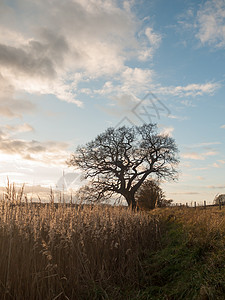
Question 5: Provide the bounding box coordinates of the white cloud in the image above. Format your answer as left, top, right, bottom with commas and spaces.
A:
168, 114, 188, 121
94, 67, 154, 96
145, 27, 162, 47
0, 126, 69, 166
0, 28, 83, 106
0, 0, 141, 108
99, 93, 138, 120
221, 124, 225, 128
138, 49, 154, 61
0, 153, 69, 188
157, 82, 220, 97
1, 0, 218, 114
0, 26, 27, 48
5, 123, 34, 134
160, 126, 174, 137
180, 100, 196, 107
121, 67, 154, 92
100, 90, 171, 125
0, 74, 36, 118
196, 0, 225, 48
0, 41, 57, 78
94, 81, 114, 95
138, 27, 162, 61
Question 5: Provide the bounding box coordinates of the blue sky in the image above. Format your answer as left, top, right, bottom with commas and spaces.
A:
0, 0, 224, 204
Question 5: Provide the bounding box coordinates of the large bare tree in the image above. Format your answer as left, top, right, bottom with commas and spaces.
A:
68, 124, 179, 208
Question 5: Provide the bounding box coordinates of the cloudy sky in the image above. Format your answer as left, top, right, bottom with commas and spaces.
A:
0, 0, 225, 204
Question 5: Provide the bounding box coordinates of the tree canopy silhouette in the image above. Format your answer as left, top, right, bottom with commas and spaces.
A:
68, 124, 179, 208
136, 179, 164, 210
136, 179, 173, 210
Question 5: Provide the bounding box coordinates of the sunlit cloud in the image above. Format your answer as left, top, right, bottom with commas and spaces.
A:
207, 185, 225, 189
5, 123, 34, 134
0, 0, 140, 108
0, 0, 224, 206
0, 74, 36, 118
157, 82, 220, 97
204, 151, 218, 156
181, 152, 205, 160
168, 114, 188, 121
197, 176, 205, 181
212, 162, 220, 168
218, 159, 225, 164
190, 167, 209, 171
121, 67, 154, 93
181, 150, 218, 160
188, 141, 221, 148
170, 191, 200, 195
160, 126, 174, 137
0, 126, 69, 166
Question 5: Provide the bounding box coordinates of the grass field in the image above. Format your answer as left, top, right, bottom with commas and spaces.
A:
0, 186, 224, 299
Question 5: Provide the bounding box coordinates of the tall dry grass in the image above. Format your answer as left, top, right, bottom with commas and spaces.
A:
0, 184, 224, 299
0, 184, 160, 299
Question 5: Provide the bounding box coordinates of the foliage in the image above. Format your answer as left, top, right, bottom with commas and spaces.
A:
136, 179, 173, 210
157, 197, 173, 208
68, 124, 179, 208
136, 179, 163, 210
75, 183, 104, 203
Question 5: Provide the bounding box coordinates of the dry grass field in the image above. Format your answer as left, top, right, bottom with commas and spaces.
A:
0, 185, 224, 299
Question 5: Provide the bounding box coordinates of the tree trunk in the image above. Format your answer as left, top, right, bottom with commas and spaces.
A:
124, 192, 136, 210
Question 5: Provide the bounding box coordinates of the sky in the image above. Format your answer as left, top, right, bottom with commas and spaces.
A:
0, 0, 225, 204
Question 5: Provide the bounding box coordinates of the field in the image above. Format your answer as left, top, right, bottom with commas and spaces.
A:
0, 187, 224, 299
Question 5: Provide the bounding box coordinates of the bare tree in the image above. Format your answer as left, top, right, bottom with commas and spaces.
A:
75, 183, 109, 204
68, 124, 179, 209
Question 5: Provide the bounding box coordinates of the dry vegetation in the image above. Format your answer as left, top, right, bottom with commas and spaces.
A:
0, 184, 159, 300
0, 184, 224, 299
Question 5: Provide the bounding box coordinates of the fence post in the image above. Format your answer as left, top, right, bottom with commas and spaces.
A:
194, 202, 196, 209
204, 201, 206, 209
219, 199, 222, 210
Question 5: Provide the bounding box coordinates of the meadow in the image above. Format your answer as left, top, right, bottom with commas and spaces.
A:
0, 185, 224, 299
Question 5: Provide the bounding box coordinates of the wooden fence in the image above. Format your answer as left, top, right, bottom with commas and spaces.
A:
172, 200, 224, 210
